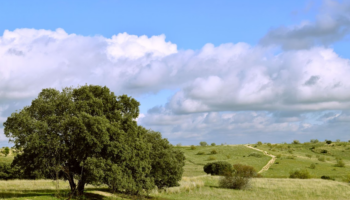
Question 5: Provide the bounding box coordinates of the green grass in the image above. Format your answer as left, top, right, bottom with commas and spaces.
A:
176, 145, 271, 177
253, 142, 350, 180
152, 176, 350, 200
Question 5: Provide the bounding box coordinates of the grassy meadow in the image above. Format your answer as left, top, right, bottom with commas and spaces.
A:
0, 144, 349, 199
251, 141, 350, 180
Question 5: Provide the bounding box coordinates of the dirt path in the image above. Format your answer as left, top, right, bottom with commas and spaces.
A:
245, 144, 276, 174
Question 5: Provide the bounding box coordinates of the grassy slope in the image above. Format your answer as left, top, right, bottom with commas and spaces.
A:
253, 142, 350, 179
176, 145, 271, 177
154, 176, 350, 200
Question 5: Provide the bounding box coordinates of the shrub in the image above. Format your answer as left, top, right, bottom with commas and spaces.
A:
203, 161, 233, 175
320, 149, 328, 153
287, 155, 296, 159
321, 175, 332, 180
256, 141, 262, 145
335, 158, 345, 167
190, 145, 196, 150
219, 164, 257, 190
211, 150, 218, 154
210, 143, 216, 146
288, 150, 293, 154
176, 143, 182, 147
310, 163, 316, 169
199, 141, 208, 147
310, 139, 319, 143
276, 154, 281, 158
336, 139, 341, 143
305, 154, 312, 159
318, 156, 325, 162
289, 169, 311, 179
325, 140, 332, 144
267, 143, 272, 147
248, 152, 262, 158
233, 164, 257, 178
196, 151, 205, 155
219, 172, 250, 190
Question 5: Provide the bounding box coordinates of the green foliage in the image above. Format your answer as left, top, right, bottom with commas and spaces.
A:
321, 175, 333, 180
197, 151, 205, 155
143, 130, 185, 189
3, 85, 183, 195
0, 163, 23, 180
210, 149, 218, 154
276, 154, 281, 158
310, 139, 319, 143
211, 143, 216, 146
256, 141, 262, 145
200, 141, 208, 147
325, 140, 332, 144
203, 161, 233, 175
289, 169, 311, 179
3, 147, 9, 157
190, 145, 196, 150
176, 143, 182, 147
320, 149, 328, 153
292, 140, 300, 144
305, 154, 312, 159
219, 164, 257, 190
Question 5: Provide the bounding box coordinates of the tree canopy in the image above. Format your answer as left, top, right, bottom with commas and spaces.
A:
4, 85, 184, 196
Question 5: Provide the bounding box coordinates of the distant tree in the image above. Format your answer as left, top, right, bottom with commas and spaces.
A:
3, 147, 9, 157
211, 143, 216, 146
292, 140, 300, 144
4, 85, 181, 196
325, 140, 332, 144
200, 141, 208, 147
256, 141, 262, 145
310, 139, 319, 143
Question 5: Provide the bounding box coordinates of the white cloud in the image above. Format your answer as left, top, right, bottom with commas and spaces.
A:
1, 27, 350, 144
260, 0, 350, 49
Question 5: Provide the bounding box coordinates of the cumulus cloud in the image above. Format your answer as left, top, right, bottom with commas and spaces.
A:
260, 0, 350, 49
1, 27, 350, 144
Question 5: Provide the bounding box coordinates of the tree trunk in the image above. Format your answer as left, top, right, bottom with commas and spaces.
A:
77, 177, 86, 195
68, 173, 76, 192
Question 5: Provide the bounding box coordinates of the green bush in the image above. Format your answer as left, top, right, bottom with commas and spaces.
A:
203, 161, 233, 175
343, 174, 350, 183
200, 141, 208, 147
325, 140, 332, 144
190, 145, 196, 150
320, 149, 328, 153
219, 164, 258, 190
276, 154, 281, 158
305, 154, 312, 159
196, 151, 205, 155
176, 143, 182, 147
321, 175, 333, 180
219, 172, 250, 190
292, 140, 300, 144
211, 149, 218, 154
310, 139, 319, 143
211, 143, 216, 146
289, 169, 311, 179
256, 141, 262, 145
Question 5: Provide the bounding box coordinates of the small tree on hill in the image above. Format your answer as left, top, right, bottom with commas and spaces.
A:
200, 141, 208, 147
3, 147, 9, 157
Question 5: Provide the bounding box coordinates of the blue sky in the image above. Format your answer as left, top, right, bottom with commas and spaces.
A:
1, 0, 350, 146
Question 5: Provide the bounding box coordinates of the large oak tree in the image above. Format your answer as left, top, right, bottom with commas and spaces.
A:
4, 85, 184, 196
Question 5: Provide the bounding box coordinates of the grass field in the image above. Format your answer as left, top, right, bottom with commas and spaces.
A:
0, 144, 349, 199
176, 145, 271, 177
250, 142, 350, 180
